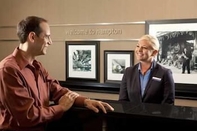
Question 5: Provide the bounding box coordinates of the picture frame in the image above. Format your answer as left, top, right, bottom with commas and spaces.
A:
145, 19, 197, 85
104, 50, 134, 83
65, 41, 100, 82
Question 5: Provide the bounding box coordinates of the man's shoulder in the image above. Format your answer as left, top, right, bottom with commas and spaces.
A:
0, 55, 18, 69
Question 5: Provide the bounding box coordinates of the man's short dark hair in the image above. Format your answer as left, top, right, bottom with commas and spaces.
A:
17, 16, 48, 43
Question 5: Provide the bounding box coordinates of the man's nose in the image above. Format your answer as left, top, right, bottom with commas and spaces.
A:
48, 37, 52, 45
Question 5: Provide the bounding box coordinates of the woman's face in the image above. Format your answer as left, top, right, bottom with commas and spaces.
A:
135, 39, 156, 62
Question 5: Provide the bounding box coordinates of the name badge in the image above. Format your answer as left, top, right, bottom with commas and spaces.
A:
152, 77, 161, 81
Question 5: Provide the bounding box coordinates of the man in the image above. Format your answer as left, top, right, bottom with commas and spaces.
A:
182, 45, 193, 74
0, 16, 114, 131
119, 34, 175, 104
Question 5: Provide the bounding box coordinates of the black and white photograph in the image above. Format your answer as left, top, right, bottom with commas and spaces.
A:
66, 41, 100, 82
104, 50, 134, 83
146, 19, 197, 84
72, 50, 92, 72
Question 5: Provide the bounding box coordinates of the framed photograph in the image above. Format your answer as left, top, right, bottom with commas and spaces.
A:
145, 19, 197, 85
65, 41, 100, 82
104, 50, 134, 83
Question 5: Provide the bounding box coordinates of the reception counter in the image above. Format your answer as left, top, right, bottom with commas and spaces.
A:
47, 99, 197, 131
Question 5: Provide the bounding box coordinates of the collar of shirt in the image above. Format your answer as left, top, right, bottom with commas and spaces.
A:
12, 47, 38, 70
138, 61, 154, 72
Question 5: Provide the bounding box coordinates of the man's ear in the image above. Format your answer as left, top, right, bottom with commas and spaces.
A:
28, 32, 35, 42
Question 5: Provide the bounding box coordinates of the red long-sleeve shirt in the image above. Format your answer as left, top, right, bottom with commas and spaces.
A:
0, 47, 86, 131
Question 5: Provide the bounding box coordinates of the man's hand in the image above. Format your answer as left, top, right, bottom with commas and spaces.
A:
58, 91, 79, 111
84, 99, 114, 114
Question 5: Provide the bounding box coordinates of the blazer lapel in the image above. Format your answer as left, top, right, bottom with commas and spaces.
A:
142, 61, 158, 99
134, 64, 143, 102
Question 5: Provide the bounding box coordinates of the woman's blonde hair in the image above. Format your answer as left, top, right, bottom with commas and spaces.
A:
139, 34, 160, 51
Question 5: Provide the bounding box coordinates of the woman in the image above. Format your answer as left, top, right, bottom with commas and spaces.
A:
119, 34, 175, 104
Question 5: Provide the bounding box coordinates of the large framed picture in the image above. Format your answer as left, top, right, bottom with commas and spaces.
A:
65, 41, 100, 82
145, 19, 197, 85
104, 50, 134, 83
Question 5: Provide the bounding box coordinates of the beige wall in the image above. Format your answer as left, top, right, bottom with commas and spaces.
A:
1, 0, 197, 106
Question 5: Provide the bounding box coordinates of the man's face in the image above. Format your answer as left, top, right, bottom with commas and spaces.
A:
33, 22, 52, 56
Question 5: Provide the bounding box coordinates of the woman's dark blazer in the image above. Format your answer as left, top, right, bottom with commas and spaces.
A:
119, 61, 175, 105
